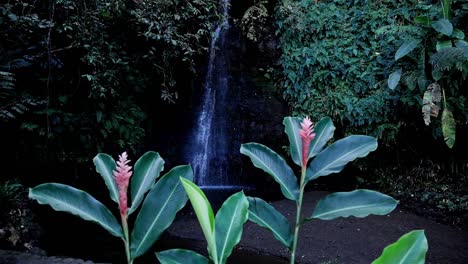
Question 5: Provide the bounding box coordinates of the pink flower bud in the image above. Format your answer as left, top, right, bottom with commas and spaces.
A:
299, 117, 316, 167
114, 152, 132, 217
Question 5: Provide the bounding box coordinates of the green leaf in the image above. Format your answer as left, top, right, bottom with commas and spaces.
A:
432, 68, 442, 81
436, 40, 452, 51
372, 230, 428, 264
93, 154, 119, 204
247, 197, 292, 248
414, 16, 431, 26
442, 109, 456, 148
310, 190, 398, 220
29, 183, 123, 238
240, 143, 299, 201
432, 19, 453, 36
308, 117, 335, 159
454, 40, 467, 48
388, 69, 402, 90
156, 249, 210, 264
451, 29, 465, 40
180, 178, 216, 260
130, 166, 192, 258
283, 116, 303, 166
441, 0, 451, 19
306, 136, 378, 181
129, 151, 165, 215
215, 192, 249, 264
395, 40, 419, 61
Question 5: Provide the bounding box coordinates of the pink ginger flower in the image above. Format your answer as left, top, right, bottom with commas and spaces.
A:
299, 117, 316, 167
114, 152, 132, 217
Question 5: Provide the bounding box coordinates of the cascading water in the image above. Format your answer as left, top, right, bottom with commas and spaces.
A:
189, 0, 235, 189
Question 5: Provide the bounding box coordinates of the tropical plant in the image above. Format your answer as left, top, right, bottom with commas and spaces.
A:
28, 151, 193, 264
241, 116, 428, 263
373, 230, 428, 264
156, 179, 249, 264
387, 0, 467, 148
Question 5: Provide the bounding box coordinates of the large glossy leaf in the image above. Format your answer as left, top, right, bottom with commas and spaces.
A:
180, 178, 216, 260
283, 116, 303, 166
215, 192, 249, 264
93, 153, 119, 204
372, 230, 428, 264
442, 109, 456, 148
310, 190, 398, 220
308, 117, 335, 159
247, 197, 292, 248
29, 183, 122, 238
395, 40, 419, 61
306, 136, 378, 181
388, 69, 402, 90
156, 249, 210, 264
130, 165, 192, 258
432, 19, 453, 36
129, 151, 165, 215
241, 143, 299, 201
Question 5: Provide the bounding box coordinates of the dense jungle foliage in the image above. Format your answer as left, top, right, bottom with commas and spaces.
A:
1, 0, 219, 165
276, 0, 467, 145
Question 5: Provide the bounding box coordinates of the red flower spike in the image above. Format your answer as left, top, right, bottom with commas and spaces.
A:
299, 117, 316, 167
114, 152, 132, 217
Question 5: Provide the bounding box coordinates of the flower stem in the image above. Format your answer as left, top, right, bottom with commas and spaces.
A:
122, 216, 132, 264
290, 167, 307, 264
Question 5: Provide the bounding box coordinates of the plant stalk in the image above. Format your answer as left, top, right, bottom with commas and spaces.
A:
122, 215, 133, 264
290, 167, 307, 264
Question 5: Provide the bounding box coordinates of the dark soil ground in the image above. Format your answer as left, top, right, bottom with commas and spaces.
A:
165, 191, 468, 264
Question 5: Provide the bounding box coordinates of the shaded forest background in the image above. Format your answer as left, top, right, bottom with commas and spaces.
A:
0, 0, 467, 251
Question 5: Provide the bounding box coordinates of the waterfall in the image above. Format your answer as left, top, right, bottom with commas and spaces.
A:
190, 0, 235, 189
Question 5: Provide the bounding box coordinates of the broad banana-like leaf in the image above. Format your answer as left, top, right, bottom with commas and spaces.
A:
180, 178, 216, 260
395, 40, 419, 61
130, 165, 192, 258
372, 230, 428, 264
442, 109, 456, 148
283, 116, 303, 166
308, 117, 335, 159
247, 197, 292, 248
388, 69, 402, 90
432, 19, 453, 36
215, 192, 249, 264
29, 183, 122, 238
129, 151, 165, 215
310, 190, 398, 220
241, 143, 299, 201
156, 249, 210, 264
306, 136, 377, 181
93, 153, 119, 204
422, 83, 441, 125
